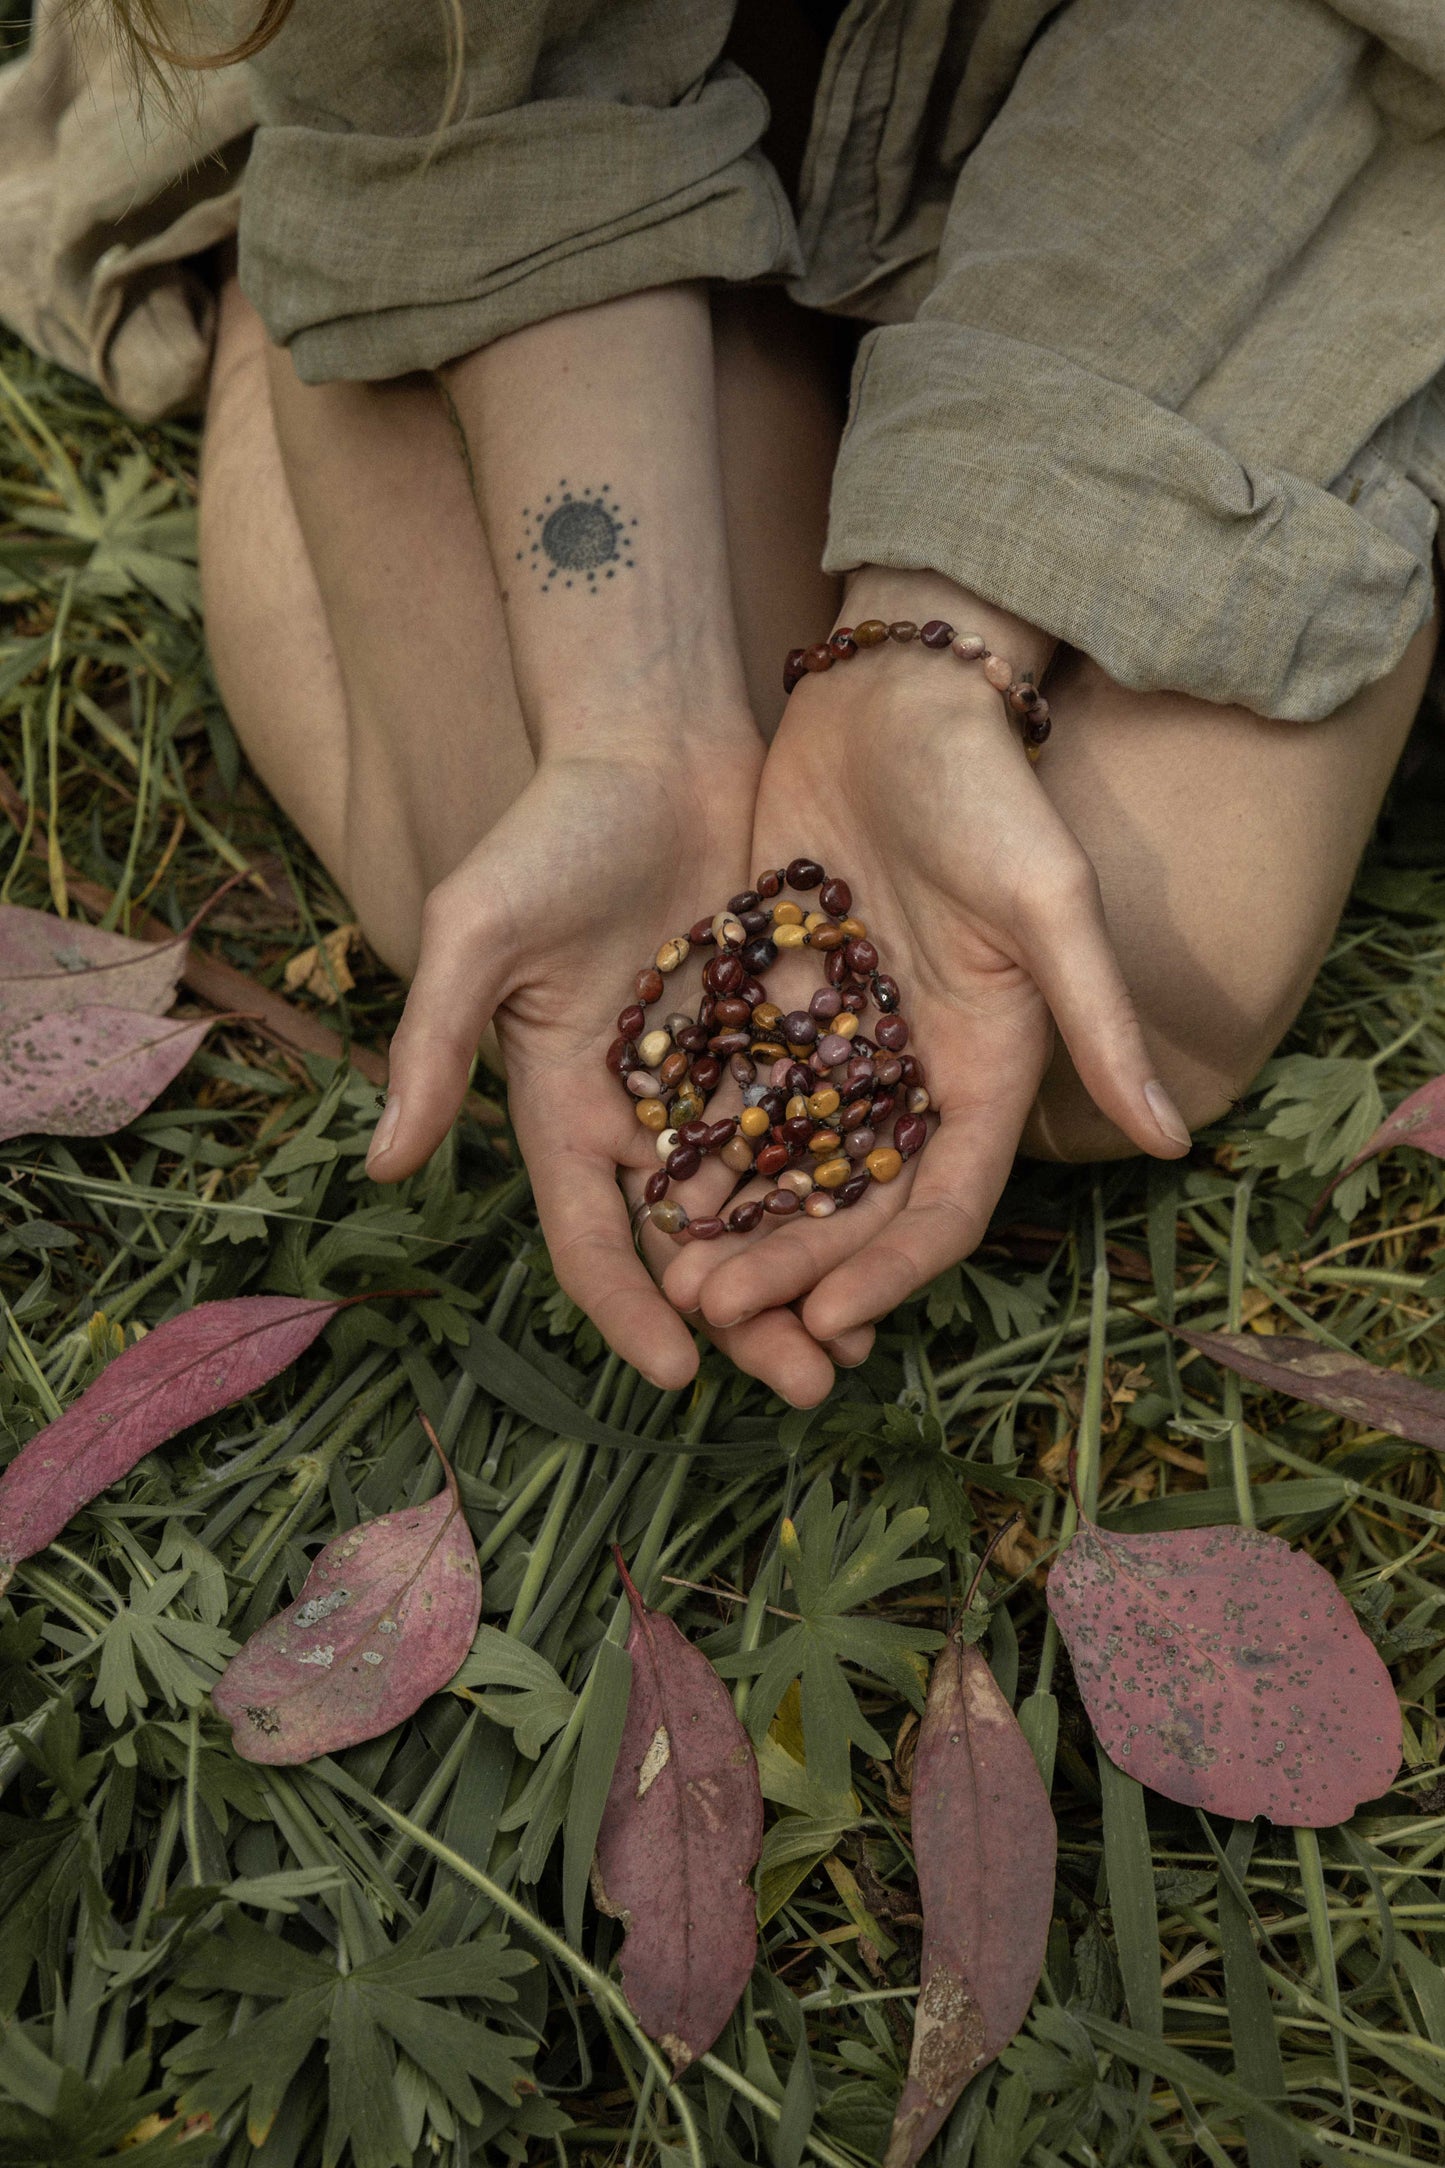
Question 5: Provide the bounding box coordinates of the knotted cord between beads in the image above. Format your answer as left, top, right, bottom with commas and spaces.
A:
783, 619, 1052, 760
608, 859, 932, 1241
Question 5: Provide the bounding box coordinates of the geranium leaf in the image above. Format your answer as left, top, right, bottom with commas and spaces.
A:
1311, 1070, 1445, 1220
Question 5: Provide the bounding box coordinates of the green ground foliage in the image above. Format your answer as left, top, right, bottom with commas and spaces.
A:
3, 321, 1445, 2168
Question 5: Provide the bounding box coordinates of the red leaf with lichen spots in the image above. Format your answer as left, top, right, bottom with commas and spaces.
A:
0, 904, 189, 1018
1047, 1515, 1400, 1825
592, 1552, 762, 2071
0, 1004, 215, 1141
0, 1294, 349, 1588
213, 1426, 480, 1763
1312, 1071, 1445, 1221
1167, 1325, 1445, 1452
885, 1635, 1054, 2168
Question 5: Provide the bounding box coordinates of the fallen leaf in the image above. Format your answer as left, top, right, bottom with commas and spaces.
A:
1047, 1512, 1400, 1825
283, 924, 358, 1003
0, 1294, 363, 1586
212, 1421, 481, 1764
592, 1550, 763, 2070
1166, 1326, 1445, 1452
1312, 1071, 1445, 1220
0, 903, 188, 1017
0, 1005, 220, 1143
884, 1634, 1055, 2168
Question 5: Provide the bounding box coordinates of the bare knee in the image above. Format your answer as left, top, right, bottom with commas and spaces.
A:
1021, 1027, 1265, 1165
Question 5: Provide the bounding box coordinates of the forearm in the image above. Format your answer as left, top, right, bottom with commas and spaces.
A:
445, 286, 754, 755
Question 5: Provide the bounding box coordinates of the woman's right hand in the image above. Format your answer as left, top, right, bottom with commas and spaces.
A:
364, 739, 875, 1401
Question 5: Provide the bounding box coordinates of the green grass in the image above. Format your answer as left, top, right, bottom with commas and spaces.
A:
3, 326, 1445, 2168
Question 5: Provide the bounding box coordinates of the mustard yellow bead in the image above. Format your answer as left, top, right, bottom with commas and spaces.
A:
636, 1100, 668, 1133
772, 901, 805, 925
740, 1106, 771, 1139
806, 1088, 840, 1120
774, 923, 807, 949
753, 1003, 783, 1032
866, 1146, 903, 1183
814, 1156, 853, 1189
839, 917, 868, 940
804, 911, 828, 934
833, 1013, 859, 1039
750, 1040, 786, 1063
786, 1095, 809, 1121
809, 1129, 842, 1157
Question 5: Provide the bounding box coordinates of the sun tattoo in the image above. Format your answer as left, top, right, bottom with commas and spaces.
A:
516, 481, 639, 593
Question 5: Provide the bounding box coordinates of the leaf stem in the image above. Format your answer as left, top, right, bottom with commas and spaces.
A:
1225, 1175, 1257, 1531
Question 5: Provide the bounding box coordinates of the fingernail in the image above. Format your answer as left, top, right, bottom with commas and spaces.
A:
1144, 1079, 1191, 1149
367, 1094, 401, 1169
825, 1338, 869, 1370
713, 1310, 756, 1332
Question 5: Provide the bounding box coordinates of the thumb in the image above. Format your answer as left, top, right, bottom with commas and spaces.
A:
367, 878, 512, 1181
1020, 856, 1192, 1159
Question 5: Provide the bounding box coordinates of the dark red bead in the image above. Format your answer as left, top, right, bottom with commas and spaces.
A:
835, 1171, 872, 1207
707, 1119, 738, 1150
802, 644, 833, 674
845, 938, 879, 976
713, 997, 750, 1027
738, 977, 768, 1010
783, 648, 808, 694
875, 1015, 909, 1052
618, 1046, 643, 1076
740, 910, 769, 936
704, 953, 744, 995
741, 937, 777, 976
688, 1216, 726, 1241
785, 857, 825, 890
635, 967, 664, 1005
617, 1003, 645, 1039
786, 1064, 813, 1095
606, 1035, 630, 1075
730, 1200, 766, 1233
678, 1119, 711, 1146
729, 1053, 756, 1088
755, 1141, 790, 1177
839, 1098, 872, 1131
763, 1188, 800, 1217
841, 989, 867, 1014
691, 1055, 724, 1089
783, 1010, 817, 1046
644, 1169, 670, 1205
705, 1035, 747, 1063
757, 868, 784, 898
826, 949, 849, 987
871, 972, 900, 1012
873, 1055, 903, 1087
675, 1024, 708, 1053
894, 1114, 928, 1158
729, 891, 760, 915
667, 1143, 702, 1180
688, 917, 716, 947
899, 1056, 924, 1087
782, 1117, 814, 1148
919, 619, 955, 648
1025, 713, 1052, 747
828, 629, 858, 659
869, 1091, 898, 1124
809, 923, 845, 951
818, 877, 852, 918
756, 1088, 787, 1122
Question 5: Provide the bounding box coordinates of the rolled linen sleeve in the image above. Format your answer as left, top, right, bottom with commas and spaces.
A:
823, 0, 1445, 720
238, 0, 800, 384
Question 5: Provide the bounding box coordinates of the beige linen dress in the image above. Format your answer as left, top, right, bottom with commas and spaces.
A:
3, 0, 1443, 720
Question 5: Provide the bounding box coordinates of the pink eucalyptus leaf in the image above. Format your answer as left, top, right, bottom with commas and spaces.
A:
1312, 1071, 1445, 1221
1169, 1325, 1445, 1452
592, 1553, 762, 2071
212, 1439, 481, 1764
0, 904, 188, 1018
1047, 1516, 1400, 1825
885, 1635, 1055, 2168
0, 1295, 348, 1586
0, 1004, 215, 1141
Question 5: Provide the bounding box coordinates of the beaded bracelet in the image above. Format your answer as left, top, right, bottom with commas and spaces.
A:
783, 618, 1052, 760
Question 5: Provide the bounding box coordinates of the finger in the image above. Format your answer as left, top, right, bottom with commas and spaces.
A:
667, 1162, 918, 1329
534, 1144, 700, 1389
368, 877, 509, 1180
1019, 861, 1191, 1158
802, 1062, 1042, 1342
824, 1324, 875, 1368
639, 1215, 842, 1404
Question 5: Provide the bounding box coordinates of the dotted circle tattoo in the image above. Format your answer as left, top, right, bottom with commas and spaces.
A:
516, 481, 638, 593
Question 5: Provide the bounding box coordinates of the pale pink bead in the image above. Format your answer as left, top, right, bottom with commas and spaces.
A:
627, 1072, 663, 1098
983, 652, 1014, 691
817, 1033, 852, 1067
778, 1168, 815, 1198
803, 1192, 837, 1218
770, 1058, 794, 1088
951, 633, 986, 660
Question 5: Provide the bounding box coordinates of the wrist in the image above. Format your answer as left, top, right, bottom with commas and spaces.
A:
839, 569, 1056, 686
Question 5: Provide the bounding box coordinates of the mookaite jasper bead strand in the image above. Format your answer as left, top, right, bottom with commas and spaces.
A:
783, 616, 1052, 760
608, 860, 931, 1240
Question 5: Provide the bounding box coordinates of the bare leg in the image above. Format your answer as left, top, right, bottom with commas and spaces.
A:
1025, 613, 1440, 1158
